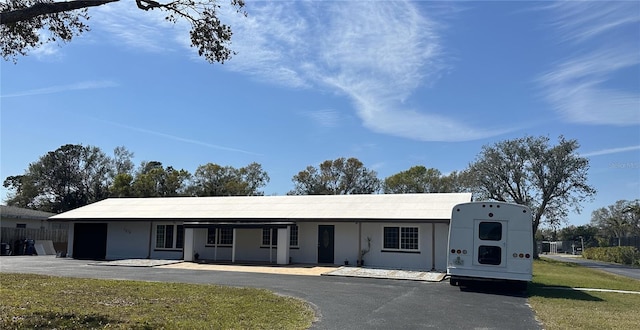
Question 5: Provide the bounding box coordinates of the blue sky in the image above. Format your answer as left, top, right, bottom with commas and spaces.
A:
1, 1, 639, 227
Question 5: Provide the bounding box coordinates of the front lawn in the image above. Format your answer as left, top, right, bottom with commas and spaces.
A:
529, 258, 640, 329
0, 273, 315, 329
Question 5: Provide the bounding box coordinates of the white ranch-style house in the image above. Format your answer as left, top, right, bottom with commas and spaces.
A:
50, 193, 472, 271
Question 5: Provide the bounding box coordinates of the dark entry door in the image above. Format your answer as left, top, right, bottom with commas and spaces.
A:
317, 225, 335, 264
73, 223, 108, 260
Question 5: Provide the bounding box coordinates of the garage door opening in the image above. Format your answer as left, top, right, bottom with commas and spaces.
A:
73, 223, 107, 260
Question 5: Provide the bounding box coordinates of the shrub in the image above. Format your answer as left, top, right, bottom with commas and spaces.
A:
583, 246, 640, 266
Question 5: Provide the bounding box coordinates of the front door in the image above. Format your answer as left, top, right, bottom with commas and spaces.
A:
317, 225, 334, 264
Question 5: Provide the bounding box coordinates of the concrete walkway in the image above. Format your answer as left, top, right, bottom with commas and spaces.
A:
324, 266, 445, 281
91, 259, 446, 281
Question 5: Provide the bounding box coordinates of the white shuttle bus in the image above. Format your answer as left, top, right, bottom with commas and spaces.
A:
447, 201, 533, 290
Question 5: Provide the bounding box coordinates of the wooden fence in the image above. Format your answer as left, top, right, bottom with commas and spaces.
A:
1, 227, 68, 245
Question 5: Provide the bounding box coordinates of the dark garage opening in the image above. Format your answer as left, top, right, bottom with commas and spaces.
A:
73, 223, 107, 260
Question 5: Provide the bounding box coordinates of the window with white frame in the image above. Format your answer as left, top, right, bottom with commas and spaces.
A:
155, 224, 184, 249
207, 228, 233, 245
383, 226, 419, 251
261, 225, 299, 247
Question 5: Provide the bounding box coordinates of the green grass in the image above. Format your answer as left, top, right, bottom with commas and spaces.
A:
529, 258, 640, 330
5, 260, 639, 329
0, 274, 315, 329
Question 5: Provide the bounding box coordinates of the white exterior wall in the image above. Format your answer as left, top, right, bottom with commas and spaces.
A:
290, 222, 317, 263
434, 223, 450, 271
359, 222, 428, 270
64, 219, 450, 270
235, 228, 265, 261
334, 222, 359, 265
194, 228, 263, 262
1, 218, 47, 230
354, 222, 450, 271
292, 222, 359, 265
194, 228, 294, 263
106, 221, 151, 260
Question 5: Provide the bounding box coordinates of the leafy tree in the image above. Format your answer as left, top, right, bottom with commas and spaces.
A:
289, 157, 381, 195
110, 173, 134, 197
2, 174, 39, 209
591, 199, 640, 238
557, 225, 599, 248
383, 166, 468, 193
191, 162, 269, 196
535, 227, 557, 242
439, 170, 473, 193
1, 0, 246, 63
237, 162, 269, 196
131, 162, 191, 197
3, 144, 113, 212
113, 146, 134, 175
465, 136, 596, 256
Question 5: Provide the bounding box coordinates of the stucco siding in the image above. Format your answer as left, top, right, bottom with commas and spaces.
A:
1, 218, 45, 229
434, 223, 450, 271
291, 222, 317, 263
333, 222, 359, 265
106, 222, 150, 260
235, 228, 277, 262
355, 222, 451, 271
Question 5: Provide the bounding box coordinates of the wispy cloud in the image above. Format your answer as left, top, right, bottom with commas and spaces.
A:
89, 1, 177, 53
220, 1, 509, 141
305, 109, 342, 128
581, 145, 640, 158
1, 80, 118, 98
544, 1, 640, 44
539, 1, 640, 126
99, 119, 262, 156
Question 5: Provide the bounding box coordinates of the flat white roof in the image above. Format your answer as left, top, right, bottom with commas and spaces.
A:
50, 193, 472, 221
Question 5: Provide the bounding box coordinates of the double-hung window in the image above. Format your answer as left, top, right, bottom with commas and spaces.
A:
383, 226, 419, 251
156, 224, 184, 249
261, 225, 299, 247
207, 228, 233, 246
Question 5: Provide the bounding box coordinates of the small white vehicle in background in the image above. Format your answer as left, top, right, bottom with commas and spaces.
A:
447, 201, 533, 291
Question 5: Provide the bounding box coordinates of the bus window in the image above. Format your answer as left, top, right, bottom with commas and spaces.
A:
478, 245, 501, 265
479, 222, 502, 241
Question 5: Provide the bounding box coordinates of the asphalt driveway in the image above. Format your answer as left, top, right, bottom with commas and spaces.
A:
0, 256, 541, 329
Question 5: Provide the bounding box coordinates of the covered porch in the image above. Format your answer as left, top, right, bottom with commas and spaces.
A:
183, 221, 296, 265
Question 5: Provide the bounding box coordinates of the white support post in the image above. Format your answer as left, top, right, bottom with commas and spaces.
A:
269, 228, 273, 263
231, 228, 237, 263
276, 226, 290, 265
184, 228, 194, 261
214, 228, 218, 261
67, 224, 75, 259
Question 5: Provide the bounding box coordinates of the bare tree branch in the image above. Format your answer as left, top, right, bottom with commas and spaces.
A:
1, 0, 118, 25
